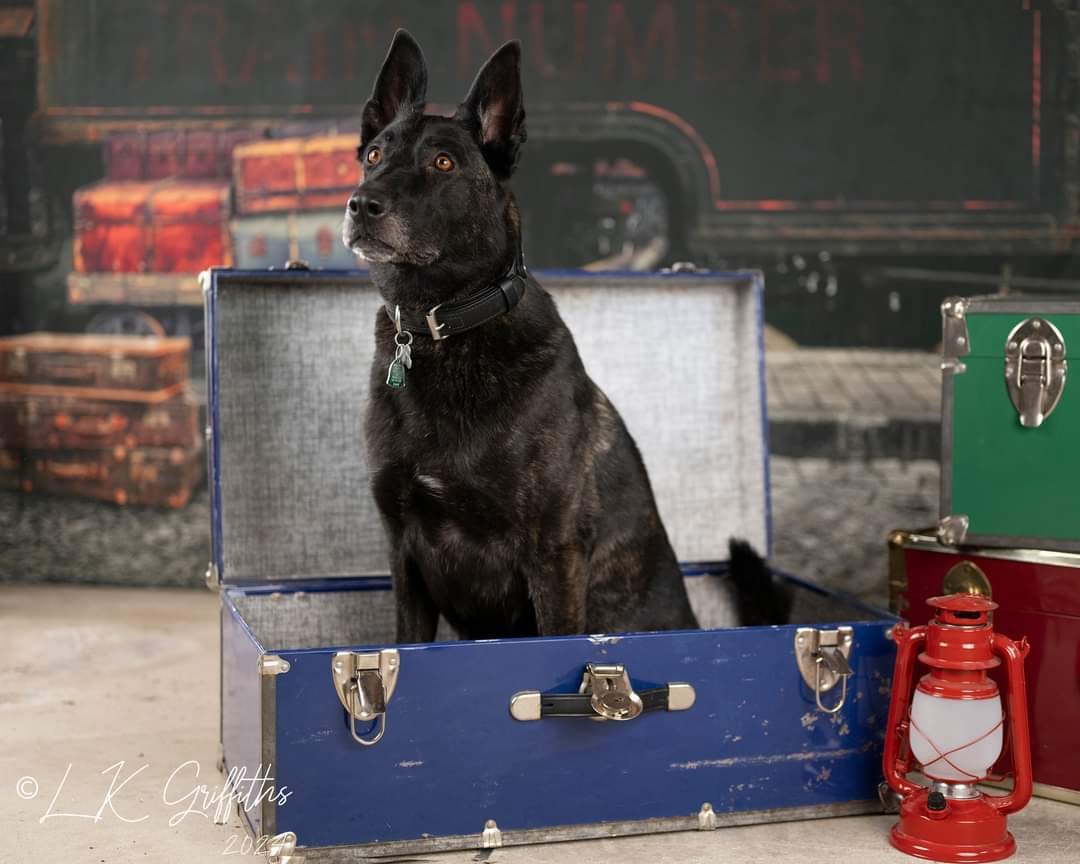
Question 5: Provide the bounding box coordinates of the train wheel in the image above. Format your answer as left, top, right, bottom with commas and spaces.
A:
85, 308, 166, 338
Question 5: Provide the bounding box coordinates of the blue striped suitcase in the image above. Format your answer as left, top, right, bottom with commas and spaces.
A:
231, 212, 360, 271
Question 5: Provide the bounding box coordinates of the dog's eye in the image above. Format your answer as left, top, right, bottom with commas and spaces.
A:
433, 153, 455, 172
366, 146, 382, 166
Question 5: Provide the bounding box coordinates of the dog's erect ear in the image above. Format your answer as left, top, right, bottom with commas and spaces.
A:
456, 41, 527, 178
361, 30, 428, 145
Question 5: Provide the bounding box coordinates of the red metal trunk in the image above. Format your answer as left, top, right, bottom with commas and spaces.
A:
889, 529, 1080, 799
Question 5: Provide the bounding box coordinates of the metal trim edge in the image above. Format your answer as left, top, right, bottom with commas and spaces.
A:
887, 530, 910, 616
293, 800, 883, 860
939, 352, 953, 524
753, 270, 774, 557
983, 778, 1080, 807
261, 670, 278, 837
961, 532, 1080, 554
1029, 782, 1080, 807
891, 527, 1080, 567
204, 268, 226, 583
961, 296, 1080, 316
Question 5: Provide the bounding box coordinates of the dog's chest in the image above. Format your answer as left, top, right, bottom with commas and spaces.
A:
375, 458, 531, 627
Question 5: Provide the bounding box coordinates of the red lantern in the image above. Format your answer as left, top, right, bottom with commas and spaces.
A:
882, 593, 1032, 862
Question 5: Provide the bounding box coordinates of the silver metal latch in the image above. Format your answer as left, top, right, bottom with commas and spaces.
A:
1005, 318, 1067, 428
332, 649, 399, 746
582, 663, 644, 721
937, 514, 970, 547
941, 298, 970, 372
509, 663, 695, 722
795, 626, 854, 715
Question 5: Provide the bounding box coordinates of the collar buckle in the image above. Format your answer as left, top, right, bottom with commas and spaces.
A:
425, 305, 447, 341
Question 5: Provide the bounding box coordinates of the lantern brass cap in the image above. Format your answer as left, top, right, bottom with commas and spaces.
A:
942, 560, 992, 599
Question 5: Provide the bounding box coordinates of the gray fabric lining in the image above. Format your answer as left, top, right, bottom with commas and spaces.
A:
214, 274, 766, 584
216, 283, 387, 582
553, 278, 766, 562
232, 577, 873, 652
232, 588, 397, 651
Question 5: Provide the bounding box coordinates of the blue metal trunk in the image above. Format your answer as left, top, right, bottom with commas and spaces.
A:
206, 267, 897, 858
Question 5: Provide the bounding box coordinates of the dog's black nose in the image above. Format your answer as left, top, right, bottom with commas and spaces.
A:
348, 192, 386, 220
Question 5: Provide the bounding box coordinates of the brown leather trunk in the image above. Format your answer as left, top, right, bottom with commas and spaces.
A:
0, 333, 190, 393
1, 445, 202, 508
232, 134, 360, 214
0, 387, 198, 450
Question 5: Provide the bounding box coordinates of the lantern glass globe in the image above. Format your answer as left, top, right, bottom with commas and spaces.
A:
909, 689, 1004, 782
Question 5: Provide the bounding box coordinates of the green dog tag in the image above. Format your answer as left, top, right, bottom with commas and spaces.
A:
386, 355, 406, 389
385, 309, 413, 390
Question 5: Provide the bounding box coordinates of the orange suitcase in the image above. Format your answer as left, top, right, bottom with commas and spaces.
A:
73, 180, 232, 273
232, 134, 360, 214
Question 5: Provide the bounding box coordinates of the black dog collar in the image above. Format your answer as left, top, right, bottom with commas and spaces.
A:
385, 247, 527, 341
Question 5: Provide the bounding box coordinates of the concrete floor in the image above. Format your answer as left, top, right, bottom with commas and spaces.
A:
2, 585, 1077, 864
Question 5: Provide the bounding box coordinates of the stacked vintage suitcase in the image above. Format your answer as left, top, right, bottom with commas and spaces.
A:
67, 129, 253, 307
890, 295, 1080, 803
230, 134, 361, 269
0, 333, 201, 507
68, 128, 359, 307
208, 265, 901, 860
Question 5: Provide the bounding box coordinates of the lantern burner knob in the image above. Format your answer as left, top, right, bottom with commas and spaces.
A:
927, 791, 947, 812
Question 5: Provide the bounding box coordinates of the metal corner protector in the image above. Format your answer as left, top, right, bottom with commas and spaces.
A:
259, 655, 292, 676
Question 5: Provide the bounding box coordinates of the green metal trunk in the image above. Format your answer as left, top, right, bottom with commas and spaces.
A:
940, 296, 1080, 552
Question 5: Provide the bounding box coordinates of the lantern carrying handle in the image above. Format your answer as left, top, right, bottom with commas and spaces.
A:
882, 624, 926, 799
986, 633, 1032, 815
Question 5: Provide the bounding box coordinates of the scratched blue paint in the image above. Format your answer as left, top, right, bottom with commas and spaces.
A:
228, 578, 896, 849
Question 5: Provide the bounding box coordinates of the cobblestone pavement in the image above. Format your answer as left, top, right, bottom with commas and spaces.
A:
0, 457, 940, 610
767, 350, 940, 423
766, 349, 940, 460
768, 457, 939, 609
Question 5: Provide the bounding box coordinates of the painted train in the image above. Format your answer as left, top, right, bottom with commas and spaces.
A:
3, 0, 1076, 346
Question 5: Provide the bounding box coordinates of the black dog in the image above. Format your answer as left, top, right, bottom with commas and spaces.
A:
344, 31, 786, 642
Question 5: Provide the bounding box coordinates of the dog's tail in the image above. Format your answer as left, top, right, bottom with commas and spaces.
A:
728, 538, 792, 626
